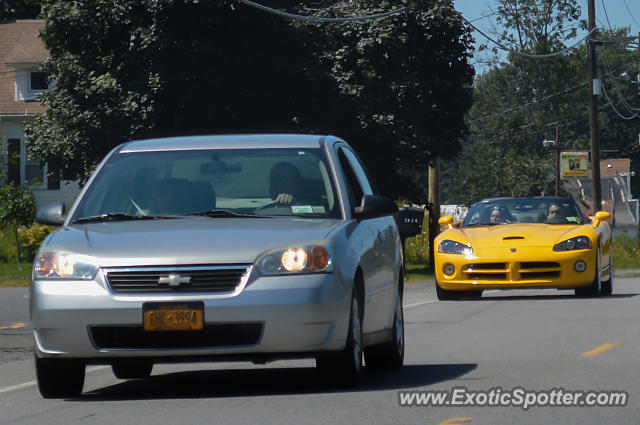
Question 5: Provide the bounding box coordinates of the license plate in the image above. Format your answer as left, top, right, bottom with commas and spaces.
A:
143, 302, 204, 331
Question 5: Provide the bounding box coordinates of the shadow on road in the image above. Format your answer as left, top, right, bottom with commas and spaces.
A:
478, 293, 638, 301
74, 363, 477, 401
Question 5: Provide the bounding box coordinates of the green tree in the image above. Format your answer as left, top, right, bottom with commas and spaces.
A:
26, 0, 475, 201
311, 0, 475, 200
0, 185, 37, 264
0, 0, 41, 21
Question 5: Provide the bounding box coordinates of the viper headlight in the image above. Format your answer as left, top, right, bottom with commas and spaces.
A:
437, 240, 473, 255
553, 236, 592, 252
33, 252, 99, 280
255, 242, 333, 275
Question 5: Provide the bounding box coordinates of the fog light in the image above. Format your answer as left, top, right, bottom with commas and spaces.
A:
443, 263, 455, 276
574, 261, 586, 272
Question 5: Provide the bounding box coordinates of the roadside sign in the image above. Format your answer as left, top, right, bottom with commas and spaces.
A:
560, 151, 589, 178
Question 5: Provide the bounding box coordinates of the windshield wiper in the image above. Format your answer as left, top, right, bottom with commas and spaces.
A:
187, 210, 269, 218
73, 213, 179, 224
464, 222, 505, 227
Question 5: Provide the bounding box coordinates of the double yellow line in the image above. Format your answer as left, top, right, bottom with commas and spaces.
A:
0, 322, 26, 330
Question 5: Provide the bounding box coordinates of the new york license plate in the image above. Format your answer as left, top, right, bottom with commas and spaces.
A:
143, 302, 204, 331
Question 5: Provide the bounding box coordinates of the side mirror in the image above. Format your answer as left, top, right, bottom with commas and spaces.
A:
353, 195, 398, 220
591, 211, 611, 228
36, 202, 66, 226
438, 215, 454, 229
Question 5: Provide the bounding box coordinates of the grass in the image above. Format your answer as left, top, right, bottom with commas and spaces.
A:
405, 263, 434, 282
611, 234, 640, 269
0, 262, 31, 286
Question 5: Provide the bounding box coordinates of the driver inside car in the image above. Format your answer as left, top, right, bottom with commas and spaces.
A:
269, 161, 304, 205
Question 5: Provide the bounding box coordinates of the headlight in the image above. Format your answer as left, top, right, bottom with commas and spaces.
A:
33, 252, 99, 280
553, 236, 592, 252
437, 240, 473, 255
255, 243, 333, 275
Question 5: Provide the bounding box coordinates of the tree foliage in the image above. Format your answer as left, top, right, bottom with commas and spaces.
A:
0, 0, 41, 21
443, 0, 640, 206
0, 185, 36, 263
25, 0, 474, 201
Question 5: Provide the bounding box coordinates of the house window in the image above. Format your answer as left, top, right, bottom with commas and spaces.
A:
24, 142, 46, 187
30, 72, 49, 92
5, 139, 49, 189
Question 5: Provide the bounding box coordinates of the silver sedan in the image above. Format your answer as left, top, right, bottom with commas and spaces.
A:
31, 134, 405, 398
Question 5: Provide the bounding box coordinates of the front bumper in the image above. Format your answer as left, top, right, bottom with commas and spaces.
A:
31, 268, 351, 360
435, 246, 597, 291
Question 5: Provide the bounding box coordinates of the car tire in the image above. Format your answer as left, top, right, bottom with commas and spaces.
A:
436, 280, 482, 300
601, 260, 613, 296
575, 246, 602, 297
316, 289, 363, 386
35, 354, 85, 399
365, 287, 404, 371
112, 359, 154, 379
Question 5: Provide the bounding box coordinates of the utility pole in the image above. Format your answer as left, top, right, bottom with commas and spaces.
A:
588, 0, 602, 213
428, 159, 440, 272
555, 126, 560, 196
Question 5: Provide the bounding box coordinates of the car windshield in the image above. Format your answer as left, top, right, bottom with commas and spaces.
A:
461, 198, 588, 227
71, 147, 341, 221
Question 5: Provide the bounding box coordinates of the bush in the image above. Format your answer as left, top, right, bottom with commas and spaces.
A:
18, 223, 55, 262
0, 226, 18, 263
403, 210, 430, 266
612, 234, 640, 269
0, 185, 37, 263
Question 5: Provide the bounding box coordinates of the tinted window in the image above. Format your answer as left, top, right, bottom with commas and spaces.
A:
72, 148, 340, 220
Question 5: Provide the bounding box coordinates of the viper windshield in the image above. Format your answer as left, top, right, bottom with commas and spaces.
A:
461, 197, 589, 227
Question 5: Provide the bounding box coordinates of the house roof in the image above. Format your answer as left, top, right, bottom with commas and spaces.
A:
600, 158, 630, 178
0, 20, 48, 116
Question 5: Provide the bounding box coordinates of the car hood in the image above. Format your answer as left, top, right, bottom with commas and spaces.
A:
43, 217, 342, 267
456, 223, 585, 248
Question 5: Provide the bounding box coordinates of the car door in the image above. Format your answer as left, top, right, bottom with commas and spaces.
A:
336, 146, 399, 334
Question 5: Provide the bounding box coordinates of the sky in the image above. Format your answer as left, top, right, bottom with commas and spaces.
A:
454, 0, 640, 73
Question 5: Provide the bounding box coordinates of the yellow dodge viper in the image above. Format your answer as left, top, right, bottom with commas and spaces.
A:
434, 197, 612, 300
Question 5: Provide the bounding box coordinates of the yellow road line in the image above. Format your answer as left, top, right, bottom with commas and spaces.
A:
439, 418, 473, 425
581, 342, 620, 357
0, 322, 26, 330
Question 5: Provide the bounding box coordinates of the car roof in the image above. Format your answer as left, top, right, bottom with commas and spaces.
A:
118, 134, 332, 153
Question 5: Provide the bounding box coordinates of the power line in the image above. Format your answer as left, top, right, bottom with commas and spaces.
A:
470, 12, 499, 23
623, 0, 640, 29
599, 53, 640, 113
461, 15, 596, 59
601, 0, 613, 31
601, 83, 640, 120
468, 81, 589, 123
235, 0, 406, 23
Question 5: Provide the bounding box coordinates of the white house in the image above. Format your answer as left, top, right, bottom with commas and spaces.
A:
0, 19, 80, 209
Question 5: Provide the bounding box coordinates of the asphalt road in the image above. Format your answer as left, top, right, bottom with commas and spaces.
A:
1, 278, 639, 425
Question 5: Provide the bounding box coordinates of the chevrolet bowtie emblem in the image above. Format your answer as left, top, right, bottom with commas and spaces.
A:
158, 273, 191, 287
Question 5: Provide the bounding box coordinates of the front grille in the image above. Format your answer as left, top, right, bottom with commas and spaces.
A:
465, 263, 507, 271
519, 271, 560, 280
90, 323, 263, 349
520, 262, 560, 269
467, 273, 508, 281
105, 266, 249, 294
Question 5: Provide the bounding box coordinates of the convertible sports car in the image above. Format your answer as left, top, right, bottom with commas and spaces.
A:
434, 197, 612, 300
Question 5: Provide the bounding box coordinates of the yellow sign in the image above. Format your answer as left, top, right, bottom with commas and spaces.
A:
560, 151, 589, 178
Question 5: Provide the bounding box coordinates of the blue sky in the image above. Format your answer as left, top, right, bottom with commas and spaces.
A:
454, 0, 640, 73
